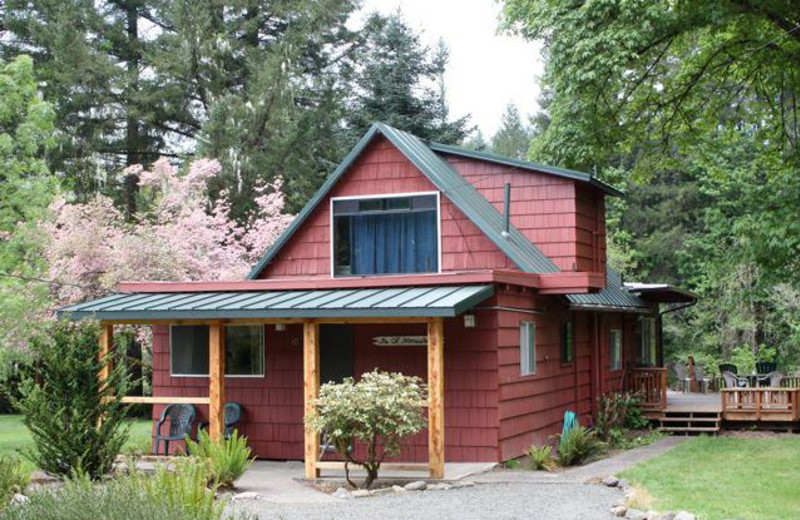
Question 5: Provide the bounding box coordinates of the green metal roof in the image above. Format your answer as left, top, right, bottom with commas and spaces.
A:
246, 122, 560, 279
428, 142, 624, 197
59, 285, 495, 321
565, 269, 650, 312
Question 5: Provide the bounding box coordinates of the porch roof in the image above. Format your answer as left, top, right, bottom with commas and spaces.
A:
59, 285, 495, 321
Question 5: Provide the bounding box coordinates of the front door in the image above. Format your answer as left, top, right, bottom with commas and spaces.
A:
319, 324, 355, 385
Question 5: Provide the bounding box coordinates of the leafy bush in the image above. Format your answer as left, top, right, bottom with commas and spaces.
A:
526, 444, 556, 471
14, 320, 131, 478
306, 370, 427, 488
594, 392, 650, 445
0, 456, 30, 505
0, 463, 253, 520
557, 426, 604, 466
187, 429, 254, 490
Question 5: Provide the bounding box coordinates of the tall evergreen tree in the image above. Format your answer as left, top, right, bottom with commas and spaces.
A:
149, 0, 360, 214
491, 103, 531, 159
3, 0, 361, 216
343, 13, 471, 146
2, 0, 162, 217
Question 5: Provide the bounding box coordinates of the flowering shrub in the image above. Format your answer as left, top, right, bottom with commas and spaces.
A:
306, 370, 427, 488
45, 158, 293, 306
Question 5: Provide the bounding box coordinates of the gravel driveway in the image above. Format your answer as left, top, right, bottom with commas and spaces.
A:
231, 482, 621, 520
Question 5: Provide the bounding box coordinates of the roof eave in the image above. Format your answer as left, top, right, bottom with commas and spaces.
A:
427, 142, 624, 197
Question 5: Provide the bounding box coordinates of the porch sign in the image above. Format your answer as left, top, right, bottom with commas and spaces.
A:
372, 335, 427, 347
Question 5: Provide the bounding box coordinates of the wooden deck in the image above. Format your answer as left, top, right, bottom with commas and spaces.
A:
628, 369, 800, 432
664, 391, 722, 413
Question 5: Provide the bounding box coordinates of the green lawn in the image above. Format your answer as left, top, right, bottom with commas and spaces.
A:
619, 436, 800, 520
0, 414, 153, 459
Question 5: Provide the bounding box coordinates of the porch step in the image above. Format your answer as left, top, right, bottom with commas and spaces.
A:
658, 425, 720, 434
656, 411, 722, 435
660, 416, 720, 423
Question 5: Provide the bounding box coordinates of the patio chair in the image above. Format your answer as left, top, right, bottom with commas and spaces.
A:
154, 403, 196, 456
718, 363, 738, 375
721, 370, 748, 388
756, 361, 777, 375
767, 371, 784, 388
694, 366, 712, 393
673, 363, 692, 394
198, 402, 243, 440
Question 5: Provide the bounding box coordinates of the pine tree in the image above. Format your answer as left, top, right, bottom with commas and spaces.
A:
343, 13, 471, 147
138, 0, 361, 215
2, 0, 162, 217
491, 103, 532, 159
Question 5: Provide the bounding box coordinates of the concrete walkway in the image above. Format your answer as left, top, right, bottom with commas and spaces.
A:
472, 436, 688, 484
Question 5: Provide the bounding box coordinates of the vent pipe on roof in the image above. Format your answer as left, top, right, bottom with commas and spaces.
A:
502, 182, 511, 238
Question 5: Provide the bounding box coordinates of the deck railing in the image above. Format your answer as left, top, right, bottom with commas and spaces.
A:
721, 388, 800, 422
780, 375, 800, 388
626, 367, 668, 412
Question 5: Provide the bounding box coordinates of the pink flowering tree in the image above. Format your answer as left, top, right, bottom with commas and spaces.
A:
46, 158, 293, 305
39, 158, 293, 391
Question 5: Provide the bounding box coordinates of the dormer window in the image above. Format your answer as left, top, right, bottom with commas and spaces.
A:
332, 192, 439, 276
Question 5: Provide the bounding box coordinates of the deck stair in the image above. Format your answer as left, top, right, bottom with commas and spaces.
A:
657, 410, 721, 435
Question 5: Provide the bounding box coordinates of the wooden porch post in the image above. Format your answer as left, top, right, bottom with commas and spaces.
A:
303, 321, 320, 480
209, 322, 226, 442
99, 323, 114, 388
427, 317, 445, 479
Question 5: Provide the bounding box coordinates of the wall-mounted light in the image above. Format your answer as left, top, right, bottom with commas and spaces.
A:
463, 314, 476, 328
275, 323, 286, 332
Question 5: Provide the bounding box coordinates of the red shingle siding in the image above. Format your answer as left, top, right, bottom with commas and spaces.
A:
494, 287, 640, 461
495, 288, 588, 459
443, 155, 606, 273
150, 317, 500, 462
259, 137, 514, 279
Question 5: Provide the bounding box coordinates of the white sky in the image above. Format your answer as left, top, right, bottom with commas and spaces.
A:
354, 0, 544, 138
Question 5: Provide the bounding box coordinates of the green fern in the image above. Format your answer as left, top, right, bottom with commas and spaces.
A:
526, 444, 557, 471
187, 429, 254, 490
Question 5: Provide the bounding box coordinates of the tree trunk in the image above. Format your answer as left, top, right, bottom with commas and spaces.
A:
122, 0, 142, 220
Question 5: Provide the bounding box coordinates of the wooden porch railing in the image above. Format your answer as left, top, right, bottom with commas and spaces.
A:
721, 388, 800, 422
626, 368, 668, 412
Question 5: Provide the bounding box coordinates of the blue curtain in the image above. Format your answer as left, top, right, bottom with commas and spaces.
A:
350, 212, 437, 274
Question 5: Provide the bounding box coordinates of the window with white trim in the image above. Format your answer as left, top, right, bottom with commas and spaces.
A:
332, 193, 439, 276
520, 322, 536, 376
170, 325, 265, 377
609, 329, 623, 371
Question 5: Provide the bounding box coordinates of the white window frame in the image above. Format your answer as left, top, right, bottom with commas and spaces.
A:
329, 191, 442, 278
609, 329, 623, 372
169, 324, 266, 379
520, 321, 537, 376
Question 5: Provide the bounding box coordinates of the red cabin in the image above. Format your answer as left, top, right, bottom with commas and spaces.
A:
63, 123, 694, 478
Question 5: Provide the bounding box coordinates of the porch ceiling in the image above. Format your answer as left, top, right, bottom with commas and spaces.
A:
59, 285, 494, 321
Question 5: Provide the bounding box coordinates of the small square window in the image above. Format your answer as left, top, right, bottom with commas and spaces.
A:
561, 322, 574, 364
520, 322, 536, 376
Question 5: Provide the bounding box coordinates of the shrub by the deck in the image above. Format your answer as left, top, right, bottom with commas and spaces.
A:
15, 320, 131, 478
306, 370, 427, 489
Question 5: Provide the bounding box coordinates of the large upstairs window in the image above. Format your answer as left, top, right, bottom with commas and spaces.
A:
332, 193, 439, 276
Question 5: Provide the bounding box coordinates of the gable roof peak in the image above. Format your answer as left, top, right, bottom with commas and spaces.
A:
246, 122, 560, 279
